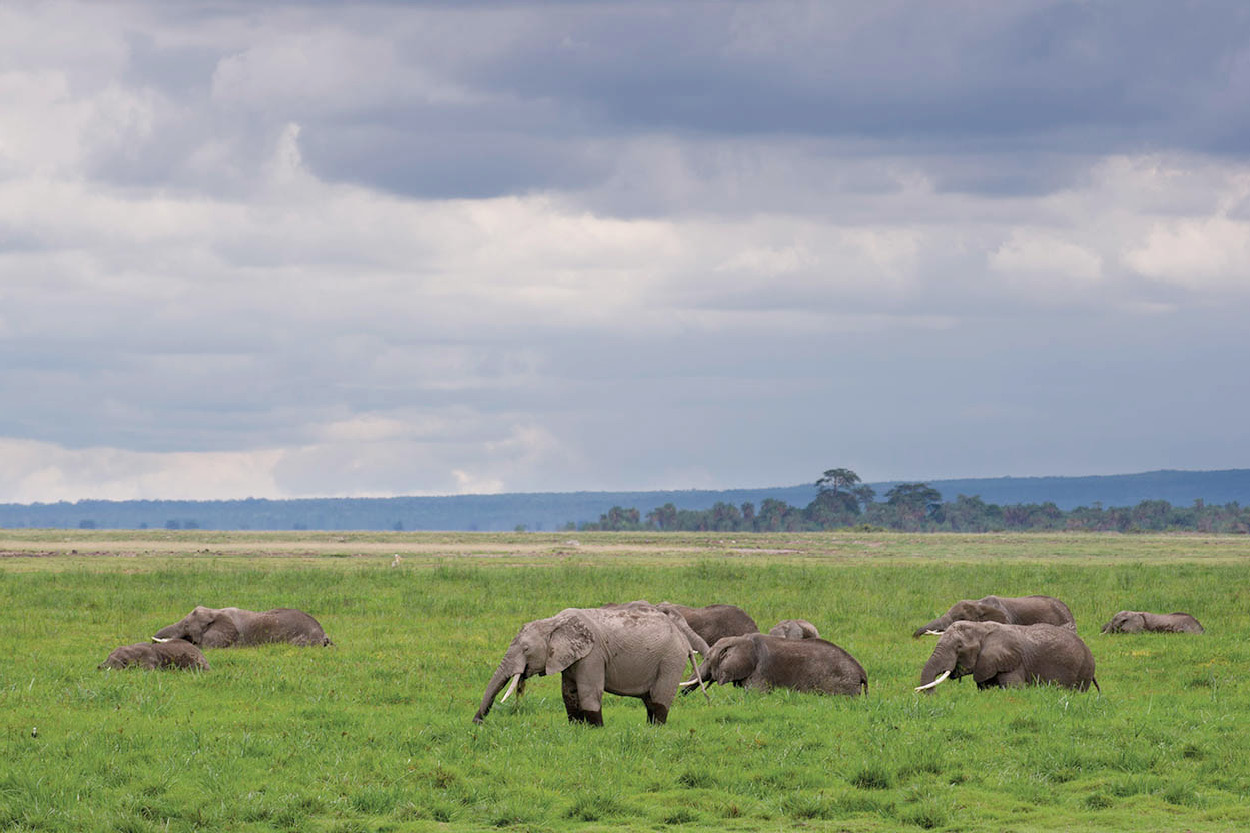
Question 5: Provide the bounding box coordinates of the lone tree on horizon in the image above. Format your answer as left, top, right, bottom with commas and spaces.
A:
816, 467, 861, 494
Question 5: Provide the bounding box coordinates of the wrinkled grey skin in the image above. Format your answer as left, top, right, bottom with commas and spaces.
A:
153, 606, 332, 648
917, 621, 1099, 693
912, 595, 1075, 638
100, 639, 210, 670
474, 606, 691, 726
603, 601, 712, 655
768, 619, 821, 640
659, 603, 759, 647
690, 634, 867, 695
1101, 611, 1204, 634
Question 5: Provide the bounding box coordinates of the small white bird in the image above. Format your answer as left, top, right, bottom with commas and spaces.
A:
391, 554, 402, 568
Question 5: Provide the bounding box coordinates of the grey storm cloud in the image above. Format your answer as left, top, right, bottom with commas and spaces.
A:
2, 0, 1250, 503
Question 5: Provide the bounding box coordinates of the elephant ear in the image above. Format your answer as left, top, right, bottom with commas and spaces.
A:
545, 615, 594, 675
201, 614, 240, 648
714, 637, 757, 684
973, 631, 1021, 683
972, 601, 1009, 624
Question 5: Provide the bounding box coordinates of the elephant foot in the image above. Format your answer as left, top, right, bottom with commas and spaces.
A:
568, 709, 603, 726
645, 703, 669, 725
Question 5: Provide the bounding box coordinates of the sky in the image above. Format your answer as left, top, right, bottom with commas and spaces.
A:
2, 1, 1250, 503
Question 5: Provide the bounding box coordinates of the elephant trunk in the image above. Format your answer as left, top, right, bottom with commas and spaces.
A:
912, 615, 950, 639
917, 641, 956, 692
474, 649, 524, 724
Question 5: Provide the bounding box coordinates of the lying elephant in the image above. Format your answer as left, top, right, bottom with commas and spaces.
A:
153, 606, 333, 648
913, 594, 1075, 638
100, 639, 210, 670
915, 621, 1099, 693
659, 602, 759, 647
475, 605, 693, 726
768, 618, 821, 639
684, 633, 867, 695
1101, 610, 1204, 634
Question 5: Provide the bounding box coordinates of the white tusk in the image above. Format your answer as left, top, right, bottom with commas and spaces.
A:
678, 679, 700, 687
152, 637, 172, 643
499, 673, 522, 702
923, 630, 944, 636
914, 670, 951, 691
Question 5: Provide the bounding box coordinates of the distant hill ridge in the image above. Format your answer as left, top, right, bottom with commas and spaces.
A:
2, 468, 1248, 532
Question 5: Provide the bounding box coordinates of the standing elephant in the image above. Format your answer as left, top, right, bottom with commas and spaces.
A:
153, 606, 332, 648
1101, 610, 1204, 634
915, 621, 1098, 693
474, 605, 692, 726
768, 619, 821, 640
686, 633, 867, 695
100, 639, 210, 670
912, 594, 1074, 638
659, 603, 759, 647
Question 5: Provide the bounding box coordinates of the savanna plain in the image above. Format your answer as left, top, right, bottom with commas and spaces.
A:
1, 530, 1247, 832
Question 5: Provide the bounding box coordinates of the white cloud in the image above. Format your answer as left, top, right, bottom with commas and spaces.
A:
1126, 216, 1250, 290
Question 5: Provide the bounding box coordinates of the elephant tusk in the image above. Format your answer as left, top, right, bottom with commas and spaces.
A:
923, 629, 944, 636
499, 673, 522, 703
151, 637, 172, 643
914, 670, 951, 691
678, 679, 700, 687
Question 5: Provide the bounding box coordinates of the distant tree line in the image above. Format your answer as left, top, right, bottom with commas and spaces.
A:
573, 468, 1250, 534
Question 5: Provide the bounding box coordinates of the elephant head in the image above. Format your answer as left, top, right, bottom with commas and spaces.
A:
1102, 611, 1145, 633
916, 621, 988, 690
153, 606, 239, 647
912, 598, 1008, 638
698, 634, 759, 686
474, 611, 594, 724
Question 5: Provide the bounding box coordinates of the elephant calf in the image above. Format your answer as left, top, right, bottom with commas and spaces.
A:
100, 639, 210, 670
686, 633, 867, 695
153, 606, 332, 648
768, 619, 821, 640
1102, 610, 1204, 634
916, 621, 1098, 693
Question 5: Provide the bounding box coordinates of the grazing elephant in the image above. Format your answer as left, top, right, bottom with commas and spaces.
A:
768, 619, 821, 640
99, 639, 210, 670
153, 606, 332, 648
474, 605, 692, 726
1101, 610, 1204, 634
912, 594, 1074, 638
685, 633, 867, 695
915, 621, 1098, 693
659, 603, 759, 647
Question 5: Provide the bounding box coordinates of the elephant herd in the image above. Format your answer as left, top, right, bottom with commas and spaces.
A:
98, 594, 1203, 730
474, 595, 1205, 726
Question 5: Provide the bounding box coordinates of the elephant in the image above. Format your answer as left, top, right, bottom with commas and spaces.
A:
912, 594, 1074, 638
474, 605, 692, 726
768, 619, 821, 640
99, 639, 210, 670
153, 606, 332, 648
659, 603, 759, 647
684, 633, 867, 695
1101, 610, 1204, 634
915, 621, 1099, 693
603, 601, 712, 655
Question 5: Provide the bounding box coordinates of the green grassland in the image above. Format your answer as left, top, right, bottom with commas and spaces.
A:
1, 530, 1248, 832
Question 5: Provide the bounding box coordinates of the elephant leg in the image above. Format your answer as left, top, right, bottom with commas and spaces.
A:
571, 664, 605, 727
640, 693, 669, 725
561, 673, 586, 723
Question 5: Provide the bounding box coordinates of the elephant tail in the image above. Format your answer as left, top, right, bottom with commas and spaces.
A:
1090, 676, 1101, 694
